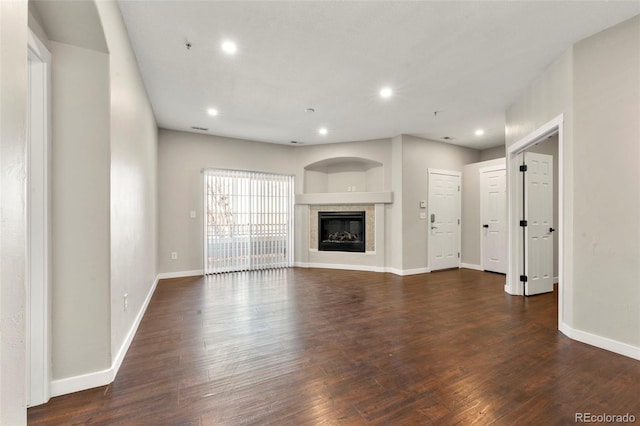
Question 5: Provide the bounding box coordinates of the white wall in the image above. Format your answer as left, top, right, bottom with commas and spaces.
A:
30, 0, 159, 394
506, 15, 640, 358
0, 0, 28, 422
157, 129, 297, 274
401, 135, 480, 271
50, 40, 112, 379
95, 0, 158, 369
157, 131, 486, 276
572, 15, 640, 348
480, 145, 505, 161
28, 6, 50, 51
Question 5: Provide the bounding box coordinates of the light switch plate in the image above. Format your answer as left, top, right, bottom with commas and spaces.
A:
420, 200, 427, 208
190, 210, 196, 218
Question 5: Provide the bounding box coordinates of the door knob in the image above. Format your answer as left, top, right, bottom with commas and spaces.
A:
483, 224, 489, 228
549, 227, 556, 233
431, 226, 438, 230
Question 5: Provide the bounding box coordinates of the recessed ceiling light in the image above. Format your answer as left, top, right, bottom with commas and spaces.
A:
318, 127, 328, 135
221, 40, 237, 55
475, 129, 485, 136
379, 86, 393, 99
207, 108, 218, 116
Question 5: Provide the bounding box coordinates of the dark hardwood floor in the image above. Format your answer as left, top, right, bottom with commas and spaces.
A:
28, 268, 640, 425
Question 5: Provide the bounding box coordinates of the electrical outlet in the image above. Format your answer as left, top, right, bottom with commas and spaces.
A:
123, 293, 128, 311
171, 252, 178, 260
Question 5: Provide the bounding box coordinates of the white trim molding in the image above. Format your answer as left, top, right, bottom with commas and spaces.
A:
51, 275, 160, 397
295, 262, 385, 273
479, 164, 506, 174
390, 267, 430, 276
111, 276, 159, 377
295, 263, 431, 276
50, 368, 113, 398
560, 323, 640, 361
157, 270, 204, 280
460, 263, 483, 271
427, 168, 462, 177
296, 191, 393, 205
27, 28, 53, 407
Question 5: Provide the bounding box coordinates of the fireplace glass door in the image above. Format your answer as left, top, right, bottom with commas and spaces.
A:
318, 211, 365, 252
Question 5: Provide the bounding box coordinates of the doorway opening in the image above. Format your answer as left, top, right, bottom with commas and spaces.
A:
506, 114, 565, 328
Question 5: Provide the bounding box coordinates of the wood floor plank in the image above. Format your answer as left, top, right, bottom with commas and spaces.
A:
28, 268, 640, 425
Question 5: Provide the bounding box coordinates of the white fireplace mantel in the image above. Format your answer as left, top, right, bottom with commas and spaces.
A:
295, 191, 393, 205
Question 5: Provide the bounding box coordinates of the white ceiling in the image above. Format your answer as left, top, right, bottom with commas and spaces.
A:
118, 1, 640, 150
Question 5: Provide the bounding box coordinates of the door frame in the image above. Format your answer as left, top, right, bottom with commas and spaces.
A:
479, 164, 506, 273
427, 169, 462, 271
506, 114, 565, 325
27, 29, 52, 407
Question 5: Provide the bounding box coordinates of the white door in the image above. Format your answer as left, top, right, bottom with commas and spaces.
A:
428, 170, 461, 271
523, 152, 554, 295
481, 166, 507, 273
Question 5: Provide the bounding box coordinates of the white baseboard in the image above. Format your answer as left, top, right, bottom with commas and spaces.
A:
460, 263, 483, 271
111, 275, 159, 377
295, 262, 385, 273
51, 275, 160, 397
157, 269, 203, 280
560, 322, 640, 361
389, 267, 430, 276
295, 263, 432, 276
384, 267, 404, 276
504, 280, 523, 295
50, 366, 113, 398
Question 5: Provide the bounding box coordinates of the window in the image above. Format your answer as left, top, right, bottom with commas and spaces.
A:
204, 169, 294, 273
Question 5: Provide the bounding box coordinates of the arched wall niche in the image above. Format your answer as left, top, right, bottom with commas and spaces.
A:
303, 156, 384, 193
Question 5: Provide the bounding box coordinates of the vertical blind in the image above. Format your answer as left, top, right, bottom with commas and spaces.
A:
204, 169, 294, 274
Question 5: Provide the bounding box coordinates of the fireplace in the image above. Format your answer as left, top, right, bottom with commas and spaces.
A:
318, 211, 365, 252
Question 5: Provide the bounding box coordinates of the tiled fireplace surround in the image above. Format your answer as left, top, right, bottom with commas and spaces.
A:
311, 205, 375, 252
295, 192, 393, 272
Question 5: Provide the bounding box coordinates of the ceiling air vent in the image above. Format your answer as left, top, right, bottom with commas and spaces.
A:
191, 126, 208, 131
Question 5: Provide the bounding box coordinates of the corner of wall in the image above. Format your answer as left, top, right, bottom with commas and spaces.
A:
51, 274, 160, 397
